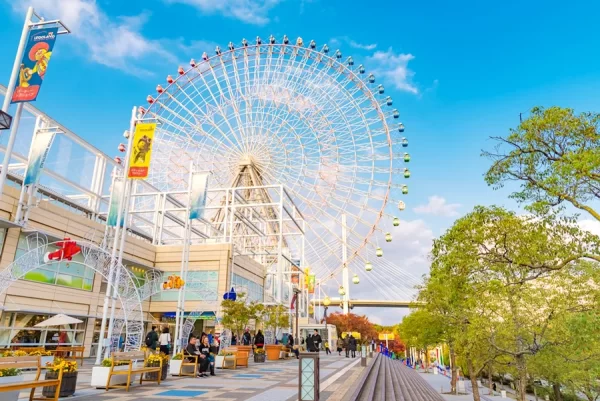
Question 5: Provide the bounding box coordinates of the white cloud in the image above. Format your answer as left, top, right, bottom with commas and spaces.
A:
578, 219, 600, 236
12, 0, 175, 75
366, 47, 418, 94
329, 36, 377, 51
166, 0, 283, 25
414, 196, 461, 217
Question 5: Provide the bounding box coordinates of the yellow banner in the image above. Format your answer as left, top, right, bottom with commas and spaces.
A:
378, 333, 395, 341
128, 122, 156, 179
343, 332, 361, 339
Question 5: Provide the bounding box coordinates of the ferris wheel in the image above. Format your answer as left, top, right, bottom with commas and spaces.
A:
139, 35, 411, 289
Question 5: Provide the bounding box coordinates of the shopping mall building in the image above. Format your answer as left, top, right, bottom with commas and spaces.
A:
0, 87, 302, 357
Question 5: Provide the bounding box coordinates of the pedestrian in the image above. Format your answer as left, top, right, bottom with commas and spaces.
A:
344, 334, 350, 358
159, 326, 171, 355
492, 383, 497, 393
231, 334, 237, 345
324, 340, 331, 355
306, 334, 315, 352
254, 330, 265, 349
145, 326, 159, 351
243, 328, 251, 346
288, 334, 299, 359
349, 335, 357, 358
336, 337, 344, 356
312, 330, 322, 352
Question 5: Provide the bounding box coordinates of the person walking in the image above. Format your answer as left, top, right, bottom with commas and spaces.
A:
324, 340, 331, 354
312, 330, 322, 352
145, 326, 159, 351
344, 334, 350, 358
349, 335, 357, 358
243, 328, 251, 346
254, 330, 265, 349
159, 327, 171, 355
336, 337, 344, 356
306, 334, 315, 352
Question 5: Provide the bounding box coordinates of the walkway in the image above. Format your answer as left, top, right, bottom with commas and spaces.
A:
17, 353, 361, 401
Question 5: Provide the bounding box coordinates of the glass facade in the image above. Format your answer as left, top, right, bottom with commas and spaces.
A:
232, 274, 264, 302
151, 270, 219, 301
0, 312, 86, 348
16, 234, 95, 291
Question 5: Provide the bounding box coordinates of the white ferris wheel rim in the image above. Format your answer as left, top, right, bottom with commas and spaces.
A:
140, 37, 407, 283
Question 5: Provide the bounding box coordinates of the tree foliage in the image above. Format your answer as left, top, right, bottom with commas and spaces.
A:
483, 106, 600, 221
327, 312, 378, 342
220, 293, 264, 337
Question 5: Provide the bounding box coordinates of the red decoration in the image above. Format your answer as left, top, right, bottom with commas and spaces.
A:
44, 238, 81, 263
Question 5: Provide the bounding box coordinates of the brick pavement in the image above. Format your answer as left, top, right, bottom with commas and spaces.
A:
16, 353, 362, 401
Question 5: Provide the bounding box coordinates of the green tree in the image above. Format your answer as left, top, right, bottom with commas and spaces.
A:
432, 206, 600, 401
220, 293, 264, 338
262, 304, 290, 342
483, 106, 600, 221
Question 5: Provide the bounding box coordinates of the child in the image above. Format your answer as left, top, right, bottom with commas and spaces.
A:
324, 340, 331, 355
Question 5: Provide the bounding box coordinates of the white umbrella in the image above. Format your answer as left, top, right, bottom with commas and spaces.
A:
34, 314, 83, 327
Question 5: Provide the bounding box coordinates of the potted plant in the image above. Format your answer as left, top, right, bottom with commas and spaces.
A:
263, 304, 289, 361
90, 359, 129, 388
253, 348, 266, 363
28, 350, 54, 366
43, 358, 78, 398
144, 353, 164, 381
169, 353, 183, 376
0, 367, 23, 401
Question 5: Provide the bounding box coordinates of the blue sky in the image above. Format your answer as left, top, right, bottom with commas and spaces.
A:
2, 0, 600, 323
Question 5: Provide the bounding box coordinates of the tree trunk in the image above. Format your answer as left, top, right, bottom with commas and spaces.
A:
515, 354, 528, 401
552, 382, 563, 401
466, 355, 481, 401
449, 342, 458, 394
487, 363, 493, 395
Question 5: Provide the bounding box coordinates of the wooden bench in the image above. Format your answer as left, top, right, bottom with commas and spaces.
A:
0, 356, 65, 401
16, 347, 45, 353
55, 346, 85, 366
225, 347, 249, 368
179, 352, 198, 377
106, 351, 162, 392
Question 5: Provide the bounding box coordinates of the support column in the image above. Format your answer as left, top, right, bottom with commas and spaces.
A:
341, 214, 349, 315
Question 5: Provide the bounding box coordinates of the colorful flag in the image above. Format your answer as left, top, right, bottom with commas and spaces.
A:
128, 123, 156, 179
12, 27, 59, 104
107, 178, 125, 227
189, 172, 209, 220
308, 273, 316, 294
23, 130, 55, 186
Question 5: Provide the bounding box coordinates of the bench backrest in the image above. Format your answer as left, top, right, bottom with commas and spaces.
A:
16, 347, 45, 353
112, 351, 145, 362
56, 346, 84, 352
0, 355, 41, 370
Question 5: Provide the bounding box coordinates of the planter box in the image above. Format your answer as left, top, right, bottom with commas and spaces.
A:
43, 371, 77, 398
90, 366, 131, 388
170, 360, 182, 375
0, 375, 23, 401
265, 345, 281, 361
214, 356, 224, 369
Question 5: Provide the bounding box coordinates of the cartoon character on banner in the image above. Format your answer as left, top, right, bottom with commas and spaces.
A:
44, 238, 81, 265
17, 42, 52, 88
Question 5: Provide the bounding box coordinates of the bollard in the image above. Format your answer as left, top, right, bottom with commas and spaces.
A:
361, 345, 367, 367
299, 352, 320, 401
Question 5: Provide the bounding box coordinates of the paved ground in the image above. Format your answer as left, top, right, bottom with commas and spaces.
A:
419, 369, 539, 401
18, 354, 362, 401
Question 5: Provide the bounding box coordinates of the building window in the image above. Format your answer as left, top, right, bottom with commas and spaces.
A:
151, 270, 219, 302
16, 234, 95, 291
0, 312, 86, 348
232, 274, 264, 302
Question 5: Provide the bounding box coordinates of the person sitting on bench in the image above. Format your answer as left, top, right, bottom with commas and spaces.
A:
185, 335, 207, 378
197, 336, 211, 377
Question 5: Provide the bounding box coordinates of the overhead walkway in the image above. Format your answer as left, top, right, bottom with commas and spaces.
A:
311, 299, 417, 308
344, 353, 444, 401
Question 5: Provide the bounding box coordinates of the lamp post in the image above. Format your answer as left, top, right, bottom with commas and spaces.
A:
322, 296, 331, 326
293, 287, 301, 343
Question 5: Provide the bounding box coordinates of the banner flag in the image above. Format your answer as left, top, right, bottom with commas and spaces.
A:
107, 178, 125, 227
128, 123, 156, 179
12, 27, 59, 104
189, 172, 209, 220
308, 273, 316, 294
23, 131, 55, 186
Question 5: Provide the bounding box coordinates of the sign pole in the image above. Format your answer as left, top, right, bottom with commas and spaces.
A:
104, 107, 137, 359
